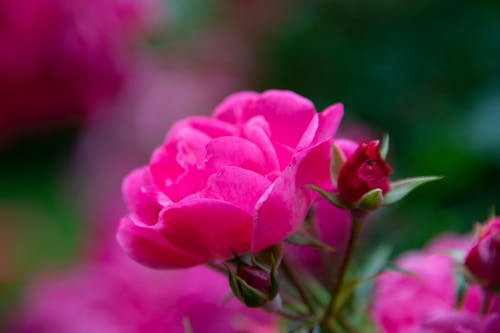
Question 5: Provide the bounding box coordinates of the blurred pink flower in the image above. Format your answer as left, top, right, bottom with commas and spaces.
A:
0, 0, 161, 139
371, 234, 484, 333
13, 250, 276, 333
411, 311, 483, 333
465, 217, 500, 289
412, 312, 500, 333
117, 90, 344, 269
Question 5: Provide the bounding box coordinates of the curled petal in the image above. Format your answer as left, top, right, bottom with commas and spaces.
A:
159, 199, 253, 262
252, 142, 331, 252
117, 216, 205, 269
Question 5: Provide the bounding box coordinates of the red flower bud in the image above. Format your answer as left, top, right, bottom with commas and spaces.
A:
238, 266, 273, 297
465, 218, 500, 289
337, 141, 393, 204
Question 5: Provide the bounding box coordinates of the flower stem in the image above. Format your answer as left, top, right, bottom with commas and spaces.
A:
480, 288, 492, 316
282, 258, 317, 315
320, 211, 363, 328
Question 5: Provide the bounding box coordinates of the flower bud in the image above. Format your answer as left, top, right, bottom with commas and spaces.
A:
465, 217, 500, 290
227, 264, 279, 308
337, 141, 393, 205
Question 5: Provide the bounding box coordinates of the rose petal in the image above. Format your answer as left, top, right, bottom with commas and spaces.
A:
213, 91, 260, 125
159, 199, 253, 262
205, 136, 267, 175
166, 116, 235, 142
246, 90, 317, 149
201, 166, 272, 215
117, 216, 205, 269
122, 167, 164, 225
314, 103, 344, 143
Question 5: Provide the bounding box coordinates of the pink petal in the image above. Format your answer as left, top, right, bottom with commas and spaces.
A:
242, 116, 280, 172
246, 90, 317, 149
334, 138, 359, 159
159, 199, 253, 262
205, 136, 267, 175
252, 143, 330, 252
215, 90, 318, 149
122, 167, 163, 225
201, 166, 272, 215
314, 103, 344, 143
165, 116, 235, 142
117, 216, 205, 269
213, 91, 260, 125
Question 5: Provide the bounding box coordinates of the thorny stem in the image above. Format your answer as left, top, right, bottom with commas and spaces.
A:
282, 258, 317, 315
320, 210, 364, 330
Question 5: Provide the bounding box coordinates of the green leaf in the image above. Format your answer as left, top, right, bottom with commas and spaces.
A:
304, 184, 349, 209
356, 188, 384, 210
379, 134, 390, 159
383, 176, 443, 205
330, 144, 346, 185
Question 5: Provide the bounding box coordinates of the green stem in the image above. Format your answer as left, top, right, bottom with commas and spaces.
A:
320, 211, 363, 329
480, 288, 492, 316
282, 258, 317, 315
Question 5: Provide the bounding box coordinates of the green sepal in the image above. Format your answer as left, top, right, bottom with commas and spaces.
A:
254, 244, 283, 270
269, 257, 280, 299
379, 134, 390, 159
226, 264, 268, 307
285, 230, 335, 252
383, 176, 443, 205
330, 143, 346, 185
356, 188, 384, 211
304, 184, 349, 209
236, 276, 269, 307
226, 264, 243, 300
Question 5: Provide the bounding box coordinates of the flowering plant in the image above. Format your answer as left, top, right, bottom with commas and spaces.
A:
115, 90, 498, 332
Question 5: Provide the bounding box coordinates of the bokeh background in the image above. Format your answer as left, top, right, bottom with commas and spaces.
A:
1, 0, 499, 330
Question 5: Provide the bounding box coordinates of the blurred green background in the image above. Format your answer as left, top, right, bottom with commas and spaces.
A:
1, 0, 499, 325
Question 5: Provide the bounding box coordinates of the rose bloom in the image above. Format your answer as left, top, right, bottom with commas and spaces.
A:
465, 217, 500, 289
371, 234, 485, 333
0, 0, 160, 139
12, 251, 276, 333
117, 90, 344, 268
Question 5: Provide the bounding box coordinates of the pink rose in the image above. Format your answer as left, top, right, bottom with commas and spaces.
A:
411, 311, 482, 333
0, 0, 160, 139
465, 217, 500, 289
412, 312, 500, 333
13, 251, 276, 333
117, 90, 343, 268
337, 140, 393, 204
371, 234, 481, 333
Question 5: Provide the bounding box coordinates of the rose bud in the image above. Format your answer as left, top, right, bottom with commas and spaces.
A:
227, 265, 279, 308
337, 140, 393, 205
465, 217, 500, 290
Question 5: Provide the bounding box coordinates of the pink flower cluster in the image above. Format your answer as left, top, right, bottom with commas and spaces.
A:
0, 0, 159, 138
13, 250, 276, 333
371, 234, 500, 333
117, 90, 344, 268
